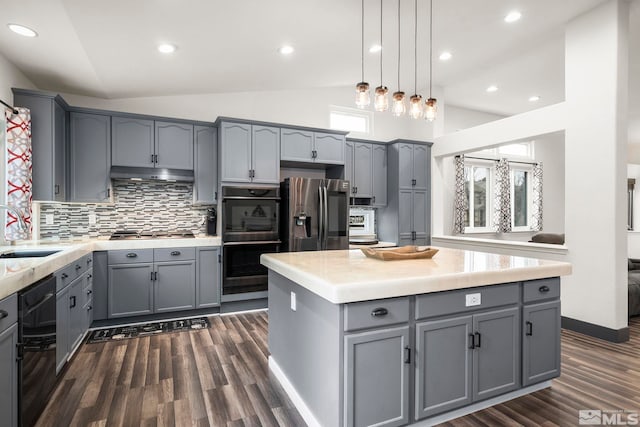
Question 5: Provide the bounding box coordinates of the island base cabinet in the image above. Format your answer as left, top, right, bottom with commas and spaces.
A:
108, 263, 154, 318
0, 323, 18, 427
523, 301, 561, 386
415, 316, 473, 419
155, 261, 196, 312
344, 326, 410, 427
473, 307, 521, 401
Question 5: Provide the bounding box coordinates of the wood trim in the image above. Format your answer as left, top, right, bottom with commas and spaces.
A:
561, 316, 630, 343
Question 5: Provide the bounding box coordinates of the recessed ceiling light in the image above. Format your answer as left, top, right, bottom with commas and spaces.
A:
369, 44, 383, 53
529, 95, 540, 102
486, 85, 498, 93
279, 45, 294, 55
157, 43, 176, 54
504, 11, 522, 23
439, 51, 452, 61
8, 24, 37, 38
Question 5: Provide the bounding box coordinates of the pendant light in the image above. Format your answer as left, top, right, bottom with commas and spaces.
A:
355, 0, 370, 108
374, 0, 389, 112
424, 0, 437, 121
391, 0, 406, 117
409, 0, 423, 119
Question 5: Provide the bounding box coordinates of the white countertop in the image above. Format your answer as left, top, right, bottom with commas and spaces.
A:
0, 236, 221, 301
260, 247, 572, 304
348, 241, 396, 249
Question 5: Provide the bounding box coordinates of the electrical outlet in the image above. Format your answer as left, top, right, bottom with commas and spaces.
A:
465, 293, 481, 307
45, 214, 54, 225
88, 214, 96, 225
290, 292, 297, 311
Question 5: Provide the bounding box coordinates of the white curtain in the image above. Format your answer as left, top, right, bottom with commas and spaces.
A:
4, 107, 32, 241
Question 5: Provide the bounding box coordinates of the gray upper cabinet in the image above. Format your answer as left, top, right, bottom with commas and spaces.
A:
353, 143, 373, 197
194, 126, 218, 204
398, 143, 414, 190
413, 144, 429, 190
219, 122, 279, 184
372, 144, 387, 206
69, 112, 111, 203
344, 140, 354, 190
196, 247, 221, 309
108, 263, 154, 318
252, 125, 280, 184
111, 117, 155, 168
522, 300, 561, 386
12, 89, 67, 201
281, 128, 345, 165
154, 121, 193, 170
344, 326, 410, 427
155, 260, 196, 312
0, 323, 18, 427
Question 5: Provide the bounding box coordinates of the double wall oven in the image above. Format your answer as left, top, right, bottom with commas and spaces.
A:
221, 187, 280, 301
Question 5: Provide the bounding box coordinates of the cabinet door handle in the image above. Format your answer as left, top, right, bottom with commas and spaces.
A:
55, 184, 60, 195
372, 196, 376, 203
155, 154, 159, 163
87, 258, 92, 264
0, 310, 8, 319
151, 154, 155, 164
474, 332, 481, 348
87, 289, 93, 296
526, 321, 533, 336
61, 273, 68, 279
75, 265, 82, 270
468, 333, 475, 349
412, 179, 417, 186
170, 251, 181, 256
87, 274, 93, 279
87, 305, 93, 311
404, 346, 411, 364
371, 307, 388, 317
107, 188, 111, 198
70, 296, 76, 309
539, 285, 550, 293
154, 271, 158, 281
126, 253, 138, 258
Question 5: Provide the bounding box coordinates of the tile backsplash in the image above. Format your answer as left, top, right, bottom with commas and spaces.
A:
38, 180, 213, 240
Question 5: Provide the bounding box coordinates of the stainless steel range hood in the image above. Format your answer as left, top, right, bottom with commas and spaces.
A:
110, 166, 194, 182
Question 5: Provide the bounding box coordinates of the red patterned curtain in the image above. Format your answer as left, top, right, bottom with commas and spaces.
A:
4, 108, 32, 240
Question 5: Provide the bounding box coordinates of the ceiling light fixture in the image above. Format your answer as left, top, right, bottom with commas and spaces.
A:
486, 85, 498, 93
391, 0, 406, 117
8, 24, 37, 38
529, 95, 540, 102
409, 0, 423, 119
157, 43, 176, 54
279, 45, 294, 55
369, 44, 383, 53
374, 0, 389, 112
355, 0, 371, 108
439, 51, 452, 61
424, 0, 437, 122
504, 11, 522, 23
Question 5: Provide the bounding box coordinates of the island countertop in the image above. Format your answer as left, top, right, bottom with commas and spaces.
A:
260, 247, 572, 304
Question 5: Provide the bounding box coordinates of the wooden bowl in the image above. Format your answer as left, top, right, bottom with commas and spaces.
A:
360, 246, 439, 261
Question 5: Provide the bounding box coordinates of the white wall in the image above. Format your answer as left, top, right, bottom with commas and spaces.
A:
0, 51, 35, 105
444, 105, 506, 135
62, 85, 442, 143
628, 164, 640, 257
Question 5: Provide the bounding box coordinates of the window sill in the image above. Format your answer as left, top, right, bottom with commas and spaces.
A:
432, 235, 568, 255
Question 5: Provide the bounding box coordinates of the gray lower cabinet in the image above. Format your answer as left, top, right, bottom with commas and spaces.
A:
68, 276, 86, 352
108, 263, 154, 318
344, 326, 410, 427
155, 260, 196, 312
154, 121, 194, 170
111, 116, 155, 168
0, 322, 18, 427
12, 89, 67, 202
196, 247, 221, 308
194, 126, 218, 204
55, 286, 70, 374
523, 300, 561, 386
69, 112, 112, 202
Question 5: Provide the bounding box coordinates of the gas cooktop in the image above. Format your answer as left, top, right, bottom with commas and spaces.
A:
109, 230, 196, 240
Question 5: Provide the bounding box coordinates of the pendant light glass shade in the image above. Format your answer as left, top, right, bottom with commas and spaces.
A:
391, 91, 406, 117
374, 86, 389, 112
425, 97, 437, 122
355, 82, 371, 108
409, 94, 423, 119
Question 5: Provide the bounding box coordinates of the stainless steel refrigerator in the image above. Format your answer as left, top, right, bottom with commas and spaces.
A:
280, 177, 350, 251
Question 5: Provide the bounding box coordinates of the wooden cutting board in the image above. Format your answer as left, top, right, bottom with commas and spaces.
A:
360, 245, 439, 261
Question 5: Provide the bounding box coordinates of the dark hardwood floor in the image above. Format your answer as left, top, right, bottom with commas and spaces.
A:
38, 313, 640, 427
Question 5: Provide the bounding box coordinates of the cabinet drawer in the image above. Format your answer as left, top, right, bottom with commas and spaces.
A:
154, 247, 196, 262
416, 283, 519, 320
82, 273, 93, 306
56, 264, 76, 291
523, 278, 560, 303
0, 294, 17, 332
344, 297, 409, 332
108, 249, 153, 264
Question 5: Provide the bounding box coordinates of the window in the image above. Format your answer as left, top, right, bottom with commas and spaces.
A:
511, 167, 533, 230
480, 141, 535, 160
464, 162, 493, 232
329, 106, 371, 136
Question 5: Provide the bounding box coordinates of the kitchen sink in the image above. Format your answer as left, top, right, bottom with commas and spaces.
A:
0, 249, 62, 258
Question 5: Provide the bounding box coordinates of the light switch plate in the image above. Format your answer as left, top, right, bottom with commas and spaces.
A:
45, 214, 54, 225
291, 292, 297, 311
465, 293, 481, 307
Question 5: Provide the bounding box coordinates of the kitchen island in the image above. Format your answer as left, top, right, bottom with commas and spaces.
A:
261, 247, 572, 427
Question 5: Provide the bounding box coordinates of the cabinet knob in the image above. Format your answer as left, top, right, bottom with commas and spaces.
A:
75, 265, 82, 270
61, 273, 68, 279
126, 253, 138, 258
87, 274, 93, 279
539, 285, 550, 293
87, 258, 92, 264
87, 289, 93, 295
371, 307, 388, 317
171, 251, 181, 256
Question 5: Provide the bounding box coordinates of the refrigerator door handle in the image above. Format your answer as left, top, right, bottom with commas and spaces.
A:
318, 185, 324, 250
323, 185, 329, 250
